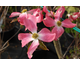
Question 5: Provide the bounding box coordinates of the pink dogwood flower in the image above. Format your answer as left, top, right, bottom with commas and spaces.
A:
18, 18, 56, 58
10, 9, 37, 30
68, 12, 80, 21
43, 6, 76, 41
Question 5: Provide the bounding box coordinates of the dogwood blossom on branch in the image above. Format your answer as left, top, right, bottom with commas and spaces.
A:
18, 14, 56, 59
43, 6, 76, 40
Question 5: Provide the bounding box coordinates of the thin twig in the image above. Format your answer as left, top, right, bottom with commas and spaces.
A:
49, 6, 63, 59
53, 6, 57, 12
0, 6, 3, 12
62, 39, 75, 58
74, 18, 80, 56
2, 28, 21, 48
0, 27, 21, 56
1, 6, 9, 18
1, 6, 9, 45
0, 6, 9, 59
21, 6, 24, 11
1, 6, 9, 47
0, 42, 9, 51
0, 32, 2, 58
53, 39, 63, 59
48, 6, 52, 11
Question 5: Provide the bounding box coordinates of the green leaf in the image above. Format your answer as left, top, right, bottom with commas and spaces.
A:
79, 34, 80, 38
71, 54, 73, 58
39, 40, 49, 51
42, 12, 46, 15
66, 55, 69, 59
64, 6, 79, 14
69, 49, 74, 54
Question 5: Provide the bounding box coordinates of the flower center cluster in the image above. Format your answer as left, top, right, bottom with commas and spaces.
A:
21, 9, 27, 13
57, 21, 62, 26
32, 33, 39, 39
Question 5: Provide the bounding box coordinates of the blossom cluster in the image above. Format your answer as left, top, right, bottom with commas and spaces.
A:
9, 6, 76, 59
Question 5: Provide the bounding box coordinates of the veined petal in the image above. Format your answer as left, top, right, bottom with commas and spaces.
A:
46, 11, 54, 17
33, 10, 43, 23
43, 6, 48, 13
35, 13, 43, 23
18, 13, 27, 25
43, 15, 55, 27
38, 28, 56, 42
23, 14, 37, 33
28, 8, 38, 14
27, 40, 39, 59
36, 14, 42, 23
9, 12, 21, 17
28, 14, 37, 25
52, 26, 64, 41
40, 11, 44, 22
18, 33, 33, 47
62, 19, 76, 28
54, 6, 65, 20
33, 8, 40, 16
